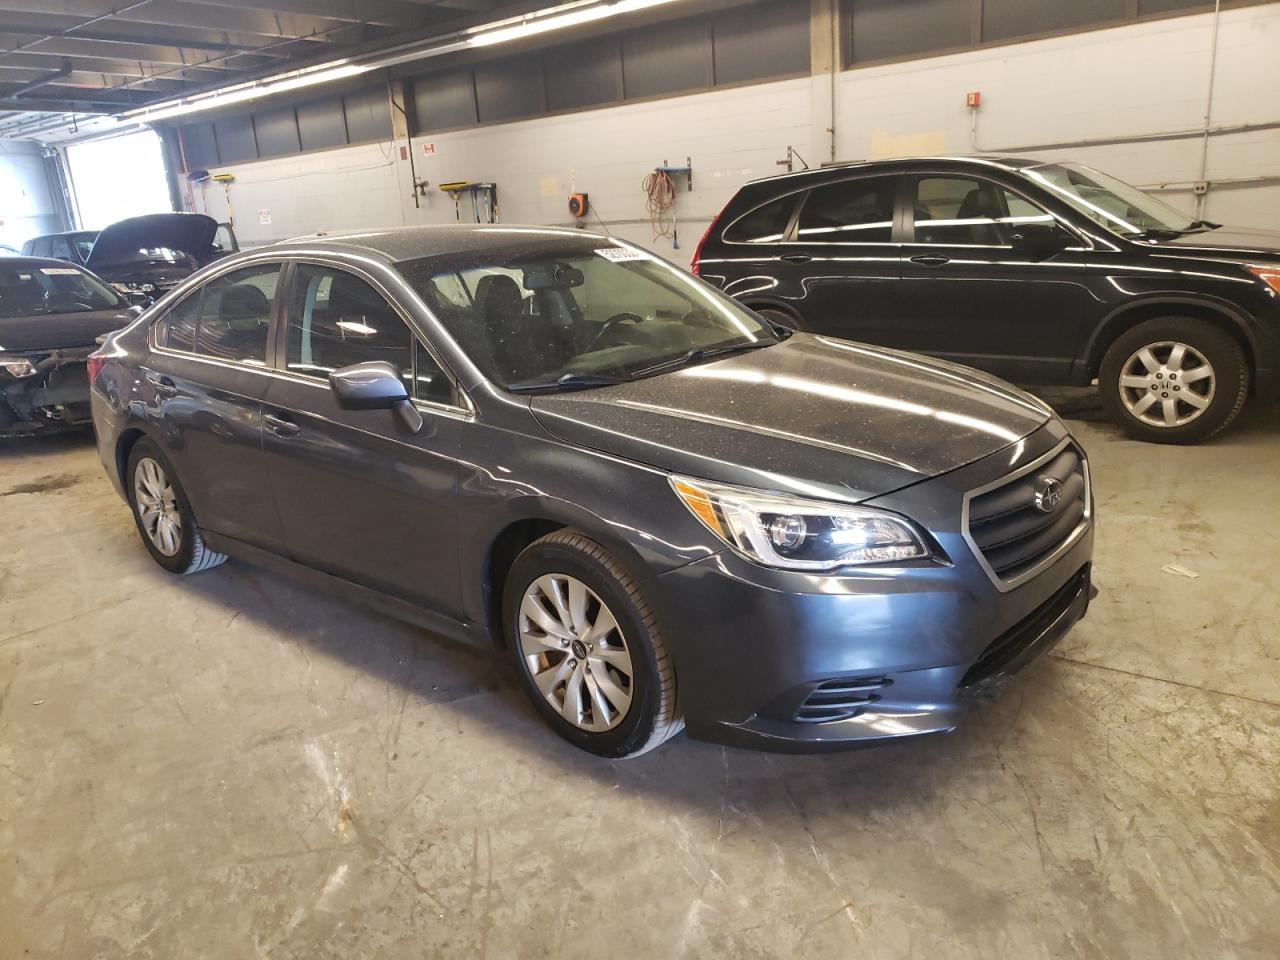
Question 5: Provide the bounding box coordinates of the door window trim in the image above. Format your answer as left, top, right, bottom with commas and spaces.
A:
275, 256, 474, 418
901, 172, 1092, 250
781, 173, 903, 247
148, 259, 285, 370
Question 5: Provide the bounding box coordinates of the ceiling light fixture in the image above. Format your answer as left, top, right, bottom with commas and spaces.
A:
119, 0, 686, 125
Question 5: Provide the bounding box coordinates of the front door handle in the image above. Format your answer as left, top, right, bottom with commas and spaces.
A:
144, 372, 178, 397
909, 254, 950, 266
264, 412, 301, 438
779, 253, 812, 264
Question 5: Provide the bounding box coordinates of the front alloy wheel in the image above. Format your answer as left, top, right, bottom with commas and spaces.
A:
517, 574, 634, 732
1117, 340, 1215, 428
504, 530, 682, 757
1099, 317, 1249, 444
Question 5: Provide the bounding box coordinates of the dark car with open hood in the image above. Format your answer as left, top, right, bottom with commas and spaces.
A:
1, 258, 136, 436
85, 212, 237, 304
89, 225, 1094, 756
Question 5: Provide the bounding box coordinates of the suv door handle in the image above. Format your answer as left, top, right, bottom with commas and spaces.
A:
264, 412, 301, 438
144, 372, 177, 397
909, 254, 950, 266
779, 253, 812, 264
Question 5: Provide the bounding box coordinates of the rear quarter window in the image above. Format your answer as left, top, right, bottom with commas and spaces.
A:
722, 195, 797, 244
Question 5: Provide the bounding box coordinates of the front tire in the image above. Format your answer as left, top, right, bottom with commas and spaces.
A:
126, 438, 227, 575
1099, 317, 1248, 444
503, 531, 682, 758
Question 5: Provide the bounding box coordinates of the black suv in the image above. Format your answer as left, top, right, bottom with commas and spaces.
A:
693, 157, 1280, 443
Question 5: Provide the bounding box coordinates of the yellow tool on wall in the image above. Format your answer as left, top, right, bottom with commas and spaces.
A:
212, 172, 235, 227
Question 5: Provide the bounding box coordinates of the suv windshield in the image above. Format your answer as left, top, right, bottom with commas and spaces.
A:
1024, 162, 1197, 238
397, 238, 777, 390
0, 263, 121, 318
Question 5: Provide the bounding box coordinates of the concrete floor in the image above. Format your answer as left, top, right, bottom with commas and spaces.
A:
2, 391, 1278, 959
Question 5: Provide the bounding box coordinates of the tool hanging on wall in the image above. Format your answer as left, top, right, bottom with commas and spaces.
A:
438, 181, 499, 223
212, 172, 235, 227
187, 169, 211, 216
643, 158, 691, 249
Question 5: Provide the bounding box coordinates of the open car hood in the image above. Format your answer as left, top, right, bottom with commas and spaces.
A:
85, 213, 218, 269
531, 334, 1051, 504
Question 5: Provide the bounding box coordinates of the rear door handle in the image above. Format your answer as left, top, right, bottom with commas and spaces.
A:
144, 372, 177, 397
909, 254, 950, 266
779, 253, 812, 264
264, 412, 301, 438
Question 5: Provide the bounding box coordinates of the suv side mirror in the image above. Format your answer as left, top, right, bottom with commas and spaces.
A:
1010, 221, 1073, 259
328, 361, 423, 433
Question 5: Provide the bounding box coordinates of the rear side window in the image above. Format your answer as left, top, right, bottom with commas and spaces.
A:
723, 196, 796, 244
157, 263, 279, 364
796, 176, 896, 242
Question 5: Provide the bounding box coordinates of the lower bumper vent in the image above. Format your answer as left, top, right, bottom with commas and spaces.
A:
794, 676, 892, 723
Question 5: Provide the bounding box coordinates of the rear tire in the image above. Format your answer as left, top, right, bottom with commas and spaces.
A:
503, 530, 682, 758
126, 438, 227, 575
1099, 317, 1248, 444
752, 306, 805, 332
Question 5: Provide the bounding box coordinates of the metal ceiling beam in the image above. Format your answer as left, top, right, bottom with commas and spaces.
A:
191, 0, 436, 30
0, 65, 197, 93
0, 34, 248, 70
0, 1, 348, 43
0, 96, 118, 114
0, 17, 301, 56
6, 58, 71, 97
0, 51, 234, 84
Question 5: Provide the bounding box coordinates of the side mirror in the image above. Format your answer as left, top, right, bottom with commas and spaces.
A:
1010, 221, 1073, 259
328, 361, 423, 434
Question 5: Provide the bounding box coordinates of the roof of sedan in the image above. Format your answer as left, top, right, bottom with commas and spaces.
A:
272, 224, 607, 263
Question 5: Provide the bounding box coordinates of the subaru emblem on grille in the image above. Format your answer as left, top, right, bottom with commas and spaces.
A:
1034, 476, 1063, 513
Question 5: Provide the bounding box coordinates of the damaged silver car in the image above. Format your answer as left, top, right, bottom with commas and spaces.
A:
0, 258, 136, 436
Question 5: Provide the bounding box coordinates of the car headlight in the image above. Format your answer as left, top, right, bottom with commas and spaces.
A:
671, 475, 929, 570
0, 354, 36, 377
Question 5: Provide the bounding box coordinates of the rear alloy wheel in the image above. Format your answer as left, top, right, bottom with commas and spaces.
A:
1100, 318, 1248, 444
127, 438, 227, 575
504, 531, 682, 757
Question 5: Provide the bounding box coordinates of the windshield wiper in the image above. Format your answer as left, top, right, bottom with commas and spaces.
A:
507, 372, 628, 394
629, 339, 778, 380
1138, 219, 1223, 240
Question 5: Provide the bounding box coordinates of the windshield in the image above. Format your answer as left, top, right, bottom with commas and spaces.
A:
397, 238, 776, 389
1024, 162, 1196, 237
0, 263, 121, 318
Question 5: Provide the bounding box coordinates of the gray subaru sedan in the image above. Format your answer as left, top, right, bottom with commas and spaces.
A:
88, 225, 1094, 756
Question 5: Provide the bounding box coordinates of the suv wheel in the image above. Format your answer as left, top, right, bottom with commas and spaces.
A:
752, 306, 804, 331
504, 531, 682, 758
1099, 317, 1248, 444
127, 438, 227, 575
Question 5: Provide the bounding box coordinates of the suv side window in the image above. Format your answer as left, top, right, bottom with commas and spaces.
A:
50, 237, 75, 261
285, 264, 454, 406
724, 196, 797, 244
30, 238, 51, 258
795, 176, 896, 243
912, 176, 1054, 246
156, 263, 278, 365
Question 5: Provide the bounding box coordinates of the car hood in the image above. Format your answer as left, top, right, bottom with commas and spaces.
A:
85, 213, 218, 269
0, 307, 135, 353
530, 334, 1051, 503
1154, 226, 1280, 260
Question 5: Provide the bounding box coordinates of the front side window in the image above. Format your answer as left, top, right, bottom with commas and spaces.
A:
50, 237, 75, 261
912, 176, 1055, 245
795, 176, 896, 243
397, 237, 776, 390
285, 264, 453, 405
157, 263, 277, 364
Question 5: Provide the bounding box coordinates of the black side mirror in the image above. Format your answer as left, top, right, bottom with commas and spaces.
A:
328, 361, 423, 434
1010, 221, 1073, 259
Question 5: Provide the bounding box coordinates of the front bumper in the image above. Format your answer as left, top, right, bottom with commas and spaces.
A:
655, 421, 1095, 752
0, 350, 94, 436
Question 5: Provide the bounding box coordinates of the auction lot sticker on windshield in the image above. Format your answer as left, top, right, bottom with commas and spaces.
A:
595, 246, 650, 263
40, 267, 80, 275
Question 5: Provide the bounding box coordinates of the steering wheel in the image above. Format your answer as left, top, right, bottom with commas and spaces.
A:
586, 312, 645, 351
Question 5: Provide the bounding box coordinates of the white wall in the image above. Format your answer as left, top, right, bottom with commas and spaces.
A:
0, 141, 63, 250
194, 3, 1280, 258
